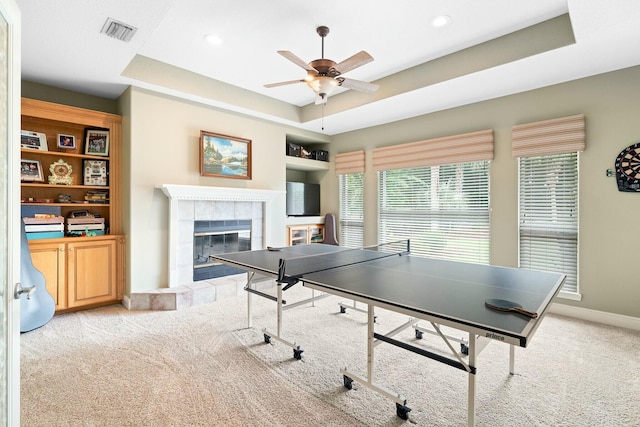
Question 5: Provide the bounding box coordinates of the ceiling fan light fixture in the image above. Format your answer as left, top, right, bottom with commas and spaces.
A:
306, 76, 339, 97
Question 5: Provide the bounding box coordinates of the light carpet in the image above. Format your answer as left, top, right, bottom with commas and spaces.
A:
21, 284, 640, 426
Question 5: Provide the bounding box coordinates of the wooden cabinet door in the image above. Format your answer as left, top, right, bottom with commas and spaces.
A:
28, 241, 66, 310
67, 238, 116, 308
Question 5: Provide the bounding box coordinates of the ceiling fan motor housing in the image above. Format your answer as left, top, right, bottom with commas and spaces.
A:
309, 59, 339, 76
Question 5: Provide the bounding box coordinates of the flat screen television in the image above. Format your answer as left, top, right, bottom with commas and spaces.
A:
286, 182, 320, 217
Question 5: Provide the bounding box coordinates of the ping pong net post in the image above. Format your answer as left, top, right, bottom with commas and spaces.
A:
276, 240, 410, 290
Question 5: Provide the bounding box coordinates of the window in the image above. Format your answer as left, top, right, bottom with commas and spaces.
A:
339, 173, 364, 248
519, 152, 579, 294
378, 161, 490, 264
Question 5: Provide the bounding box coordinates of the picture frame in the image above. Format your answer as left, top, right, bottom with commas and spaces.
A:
200, 131, 252, 180
84, 129, 109, 156
20, 159, 44, 182
57, 133, 77, 150
20, 130, 48, 151
83, 159, 108, 186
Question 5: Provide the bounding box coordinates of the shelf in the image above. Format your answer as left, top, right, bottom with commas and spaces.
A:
21, 183, 109, 190
285, 156, 330, 171
21, 203, 110, 207
20, 148, 109, 160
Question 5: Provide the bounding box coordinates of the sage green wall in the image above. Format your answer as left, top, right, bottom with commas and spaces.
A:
326, 65, 640, 318
22, 81, 119, 114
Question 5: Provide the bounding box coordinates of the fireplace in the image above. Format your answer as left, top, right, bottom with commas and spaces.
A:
193, 219, 251, 280
158, 184, 286, 288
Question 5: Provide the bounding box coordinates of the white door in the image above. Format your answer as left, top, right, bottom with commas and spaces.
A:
0, 0, 21, 425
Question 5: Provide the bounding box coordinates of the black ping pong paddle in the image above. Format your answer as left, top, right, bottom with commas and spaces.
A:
485, 299, 538, 318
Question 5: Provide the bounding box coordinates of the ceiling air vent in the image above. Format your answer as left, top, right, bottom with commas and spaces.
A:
100, 18, 137, 42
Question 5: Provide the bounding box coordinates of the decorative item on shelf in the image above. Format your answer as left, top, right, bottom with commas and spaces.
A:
20, 130, 48, 151
287, 142, 301, 157
200, 130, 252, 180
614, 142, 640, 192
83, 159, 108, 186
58, 194, 72, 203
20, 159, 44, 182
84, 128, 110, 156
311, 150, 328, 161
84, 189, 109, 204
57, 133, 77, 150
301, 146, 312, 159
48, 159, 74, 185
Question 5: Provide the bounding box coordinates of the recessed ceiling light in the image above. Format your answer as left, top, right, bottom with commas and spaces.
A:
204, 34, 222, 45
432, 15, 451, 28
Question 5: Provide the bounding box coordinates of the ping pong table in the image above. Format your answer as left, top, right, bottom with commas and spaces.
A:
211, 242, 565, 426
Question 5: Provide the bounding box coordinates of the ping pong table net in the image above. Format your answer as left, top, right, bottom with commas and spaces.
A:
277, 240, 410, 289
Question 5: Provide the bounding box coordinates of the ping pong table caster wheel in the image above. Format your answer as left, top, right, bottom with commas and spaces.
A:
340, 306, 346, 314
415, 329, 423, 339
395, 402, 411, 420
461, 343, 468, 355
343, 375, 353, 390
293, 346, 304, 360
263, 334, 272, 344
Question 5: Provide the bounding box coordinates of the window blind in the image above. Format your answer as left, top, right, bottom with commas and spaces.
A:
372, 129, 493, 171
335, 150, 365, 175
339, 173, 364, 248
519, 153, 578, 293
378, 162, 490, 264
512, 114, 585, 157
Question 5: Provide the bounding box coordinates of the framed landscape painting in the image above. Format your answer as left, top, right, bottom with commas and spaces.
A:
200, 131, 252, 180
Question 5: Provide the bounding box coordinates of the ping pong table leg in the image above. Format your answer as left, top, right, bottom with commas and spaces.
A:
467, 333, 477, 427
246, 273, 254, 328
509, 344, 515, 374
367, 304, 375, 383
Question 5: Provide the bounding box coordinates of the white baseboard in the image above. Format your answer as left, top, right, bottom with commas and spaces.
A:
550, 303, 640, 331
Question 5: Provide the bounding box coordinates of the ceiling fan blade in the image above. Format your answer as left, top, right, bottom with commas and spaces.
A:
333, 51, 373, 74
339, 77, 379, 93
278, 51, 316, 72
264, 79, 306, 88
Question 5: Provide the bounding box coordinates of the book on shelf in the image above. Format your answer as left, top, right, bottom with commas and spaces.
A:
24, 223, 64, 233
26, 231, 64, 240
22, 216, 64, 225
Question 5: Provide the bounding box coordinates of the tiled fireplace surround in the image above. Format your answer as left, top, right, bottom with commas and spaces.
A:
125, 185, 285, 310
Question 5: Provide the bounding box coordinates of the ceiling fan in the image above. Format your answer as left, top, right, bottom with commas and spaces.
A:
265, 26, 379, 105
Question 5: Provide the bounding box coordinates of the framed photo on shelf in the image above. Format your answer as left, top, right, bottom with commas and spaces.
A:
20, 130, 48, 151
57, 133, 77, 150
83, 159, 108, 186
84, 129, 109, 156
20, 159, 44, 182
199, 130, 252, 180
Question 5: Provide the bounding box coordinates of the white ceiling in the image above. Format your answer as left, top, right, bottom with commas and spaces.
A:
16, 0, 640, 135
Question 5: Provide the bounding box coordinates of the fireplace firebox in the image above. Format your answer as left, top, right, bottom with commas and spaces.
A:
193, 220, 251, 281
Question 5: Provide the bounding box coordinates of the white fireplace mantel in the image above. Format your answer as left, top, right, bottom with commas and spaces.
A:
158, 184, 284, 203
158, 184, 286, 287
